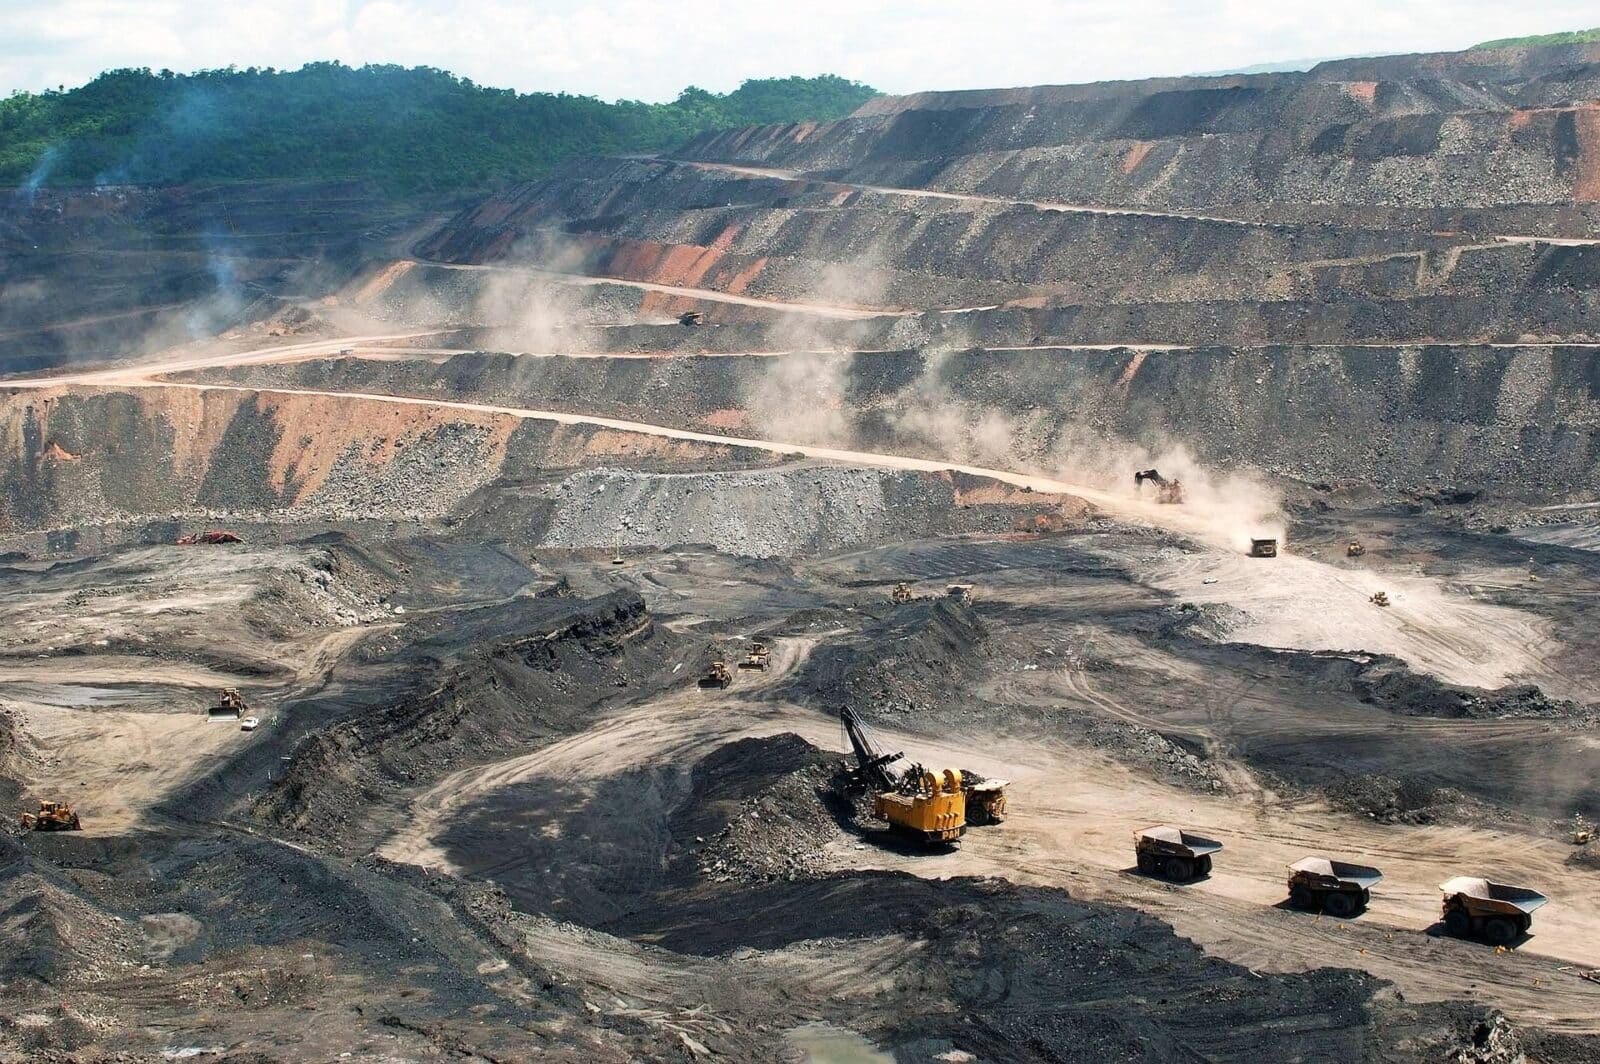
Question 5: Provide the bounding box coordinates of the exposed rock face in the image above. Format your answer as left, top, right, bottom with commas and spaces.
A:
0, 387, 768, 534
200, 341, 1600, 499
390, 44, 1600, 504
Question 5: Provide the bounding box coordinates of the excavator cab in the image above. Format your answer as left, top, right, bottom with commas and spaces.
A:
841, 708, 966, 844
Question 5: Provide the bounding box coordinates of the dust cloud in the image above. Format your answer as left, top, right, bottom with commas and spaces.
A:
475, 234, 595, 353
743, 307, 1286, 549
743, 260, 885, 446
1042, 429, 1287, 552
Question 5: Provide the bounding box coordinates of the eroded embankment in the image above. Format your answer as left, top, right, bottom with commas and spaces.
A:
193, 343, 1600, 498
0, 385, 775, 534
257, 590, 684, 854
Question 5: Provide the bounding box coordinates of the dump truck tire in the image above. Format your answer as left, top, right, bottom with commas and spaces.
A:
1443, 909, 1472, 938
1289, 886, 1316, 910
1137, 852, 1158, 874
1322, 891, 1358, 918
1163, 856, 1194, 882
1483, 917, 1519, 946
1197, 855, 1212, 875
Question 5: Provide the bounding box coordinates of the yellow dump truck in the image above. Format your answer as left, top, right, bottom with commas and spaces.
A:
1135, 825, 1222, 882
1287, 856, 1382, 917
1439, 877, 1548, 945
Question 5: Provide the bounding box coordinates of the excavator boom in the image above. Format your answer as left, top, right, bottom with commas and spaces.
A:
841, 707, 902, 792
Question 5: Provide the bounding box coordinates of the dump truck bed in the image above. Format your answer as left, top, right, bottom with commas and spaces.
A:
1439, 877, 1549, 915
1137, 825, 1223, 857
1290, 856, 1383, 889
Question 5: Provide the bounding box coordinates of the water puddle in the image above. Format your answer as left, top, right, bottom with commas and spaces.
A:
784, 1022, 893, 1063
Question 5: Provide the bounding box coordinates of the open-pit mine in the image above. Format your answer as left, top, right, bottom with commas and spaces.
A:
5, 39, 1600, 1064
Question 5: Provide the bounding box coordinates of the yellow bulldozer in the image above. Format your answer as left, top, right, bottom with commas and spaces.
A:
20, 800, 81, 832
700, 660, 733, 689
890, 582, 915, 604
739, 640, 772, 671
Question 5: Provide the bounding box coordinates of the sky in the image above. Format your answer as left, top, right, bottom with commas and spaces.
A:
3, 0, 1598, 101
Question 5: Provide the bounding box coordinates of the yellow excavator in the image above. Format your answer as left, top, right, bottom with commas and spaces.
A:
841, 707, 966, 844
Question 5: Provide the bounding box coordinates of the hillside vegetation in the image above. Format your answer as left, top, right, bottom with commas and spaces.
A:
1471, 26, 1600, 49
0, 63, 877, 193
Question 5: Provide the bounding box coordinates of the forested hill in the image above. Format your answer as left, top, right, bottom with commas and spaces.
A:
0, 64, 877, 193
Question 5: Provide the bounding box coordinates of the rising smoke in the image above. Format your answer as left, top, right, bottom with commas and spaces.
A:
17, 146, 61, 205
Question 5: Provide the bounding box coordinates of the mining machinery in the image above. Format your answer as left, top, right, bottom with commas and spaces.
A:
208, 688, 248, 721
1439, 877, 1547, 945
841, 707, 965, 844
1287, 856, 1382, 917
1135, 825, 1222, 882
20, 800, 81, 832
701, 661, 733, 689
1134, 469, 1185, 504
739, 640, 772, 671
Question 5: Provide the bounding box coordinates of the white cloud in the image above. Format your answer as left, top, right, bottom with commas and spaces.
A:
1, 0, 1597, 100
